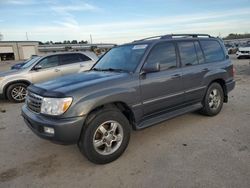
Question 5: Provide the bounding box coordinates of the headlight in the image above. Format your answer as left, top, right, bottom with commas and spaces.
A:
41, 97, 73, 115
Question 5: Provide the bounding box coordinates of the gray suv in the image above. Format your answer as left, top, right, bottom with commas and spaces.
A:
22, 34, 235, 164
0, 52, 98, 102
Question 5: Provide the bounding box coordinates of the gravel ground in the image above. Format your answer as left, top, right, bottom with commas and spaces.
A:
0, 56, 250, 188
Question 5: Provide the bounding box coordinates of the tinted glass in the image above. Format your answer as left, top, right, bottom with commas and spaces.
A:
146, 42, 177, 70
178, 42, 198, 66
60, 54, 81, 65
79, 54, 91, 61
200, 40, 225, 63
94, 44, 147, 72
194, 41, 205, 64
38, 56, 59, 69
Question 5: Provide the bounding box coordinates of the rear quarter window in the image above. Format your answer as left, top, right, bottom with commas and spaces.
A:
78, 54, 91, 61
200, 40, 225, 63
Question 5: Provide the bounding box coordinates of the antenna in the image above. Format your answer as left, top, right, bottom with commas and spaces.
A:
90, 34, 93, 44
26, 32, 29, 41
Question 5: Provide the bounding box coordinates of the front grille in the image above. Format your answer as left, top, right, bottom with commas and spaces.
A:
26, 92, 43, 113
240, 51, 249, 54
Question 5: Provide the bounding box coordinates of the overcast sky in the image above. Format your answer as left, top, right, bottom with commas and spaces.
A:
0, 0, 250, 44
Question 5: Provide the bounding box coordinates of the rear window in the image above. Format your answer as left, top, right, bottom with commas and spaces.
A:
60, 54, 81, 65
200, 40, 225, 63
178, 42, 198, 66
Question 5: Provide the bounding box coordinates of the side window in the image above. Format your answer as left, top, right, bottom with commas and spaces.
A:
60, 54, 81, 65
146, 42, 177, 71
200, 40, 225, 63
37, 56, 59, 69
194, 41, 205, 64
178, 42, 198, 66
79, 54, 91, 61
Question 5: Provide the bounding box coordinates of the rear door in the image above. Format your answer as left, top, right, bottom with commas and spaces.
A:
78, 53, 95, 71
180, 40, 226, 103
140, 42, 184, 116
178, 40, 208, 103
59, 53, 83, 76
30, 55, 61, 83
59, 53, 93, 75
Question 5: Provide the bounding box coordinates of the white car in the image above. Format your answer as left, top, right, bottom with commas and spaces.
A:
236, 43, 250, 59
0, 52, 98, 102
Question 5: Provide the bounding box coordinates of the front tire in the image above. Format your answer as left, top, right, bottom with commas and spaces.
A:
6, 83, 28, 103
78, 108, 131, 164
200, 83, 224, 116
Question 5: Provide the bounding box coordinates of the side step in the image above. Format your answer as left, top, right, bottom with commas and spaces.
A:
136, 103, 202, 130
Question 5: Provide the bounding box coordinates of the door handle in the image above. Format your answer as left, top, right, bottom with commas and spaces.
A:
55, 69, 60, 72
171, 74, 181, 78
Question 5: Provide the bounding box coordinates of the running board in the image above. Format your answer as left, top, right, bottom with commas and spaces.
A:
136, 103, 202, 130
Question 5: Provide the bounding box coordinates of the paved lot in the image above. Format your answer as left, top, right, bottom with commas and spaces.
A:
0, 57, 250, 188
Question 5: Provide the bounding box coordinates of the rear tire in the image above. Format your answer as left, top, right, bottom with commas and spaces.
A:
200, 83, 224, 116
78, 108, 131, 164
6, 83, 28, 103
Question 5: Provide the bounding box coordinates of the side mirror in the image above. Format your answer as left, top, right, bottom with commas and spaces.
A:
141, 63, 160, 74
33, 65, 42, 71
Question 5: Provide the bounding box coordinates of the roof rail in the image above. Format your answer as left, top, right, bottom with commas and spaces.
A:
134, 34, 212, 42
133, 35, 165, 42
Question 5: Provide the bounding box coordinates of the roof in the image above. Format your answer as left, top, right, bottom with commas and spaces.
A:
124, 34, 217, 46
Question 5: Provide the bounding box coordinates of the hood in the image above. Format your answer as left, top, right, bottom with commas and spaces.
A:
238, 47, 250, 51
0, 69, 24, 77
29, 71, 128, 97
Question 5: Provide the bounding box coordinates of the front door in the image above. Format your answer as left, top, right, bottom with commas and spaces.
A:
30, 55, 62, 83
140, 42, 184, 116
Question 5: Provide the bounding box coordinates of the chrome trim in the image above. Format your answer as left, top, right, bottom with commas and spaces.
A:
185, 86, 206, 93
143, 92, 184, 105
131, 103, 142, 108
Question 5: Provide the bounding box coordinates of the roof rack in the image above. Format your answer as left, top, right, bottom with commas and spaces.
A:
134, 34, 212, 42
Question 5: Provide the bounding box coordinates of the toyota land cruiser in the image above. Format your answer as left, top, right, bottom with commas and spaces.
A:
22, 34, 235, 164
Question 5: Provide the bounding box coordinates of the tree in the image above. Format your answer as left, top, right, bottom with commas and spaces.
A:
79, 40, 88, 44
223, 33, 250, 40
71, 40, 78, 44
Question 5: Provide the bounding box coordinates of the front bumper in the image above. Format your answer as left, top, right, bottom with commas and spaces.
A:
236, 51, 250, 57
21, 105, 86, 144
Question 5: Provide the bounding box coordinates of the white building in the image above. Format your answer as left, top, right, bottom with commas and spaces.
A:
0, 41, 115, 62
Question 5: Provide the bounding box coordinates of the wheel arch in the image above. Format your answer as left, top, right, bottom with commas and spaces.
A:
3, 80, 31, 98
84, 101, 136, 130
208, 79, 227, 102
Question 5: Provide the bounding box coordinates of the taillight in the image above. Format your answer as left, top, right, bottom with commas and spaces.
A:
232, 66, 236, 77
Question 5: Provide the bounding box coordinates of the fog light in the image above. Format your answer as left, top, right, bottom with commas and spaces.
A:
44, 127, 55, 135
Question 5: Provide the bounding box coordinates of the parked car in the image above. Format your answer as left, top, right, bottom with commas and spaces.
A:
0, 52, 98, 102
11, 55, 39, 70
225, 43, 238, 54
236, 43, 250, 59
22, 34, 235, 164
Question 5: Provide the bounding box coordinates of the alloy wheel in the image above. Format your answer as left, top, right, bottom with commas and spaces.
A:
93, 120, 124, 155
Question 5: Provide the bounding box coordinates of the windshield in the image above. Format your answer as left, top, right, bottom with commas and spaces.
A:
21, 56, 41, 69
93, 44, 148, 72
